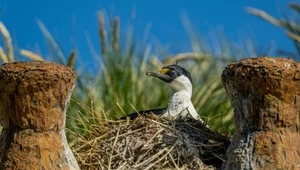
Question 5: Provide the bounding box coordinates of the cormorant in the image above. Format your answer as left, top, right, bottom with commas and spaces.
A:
122, 64, 205, 123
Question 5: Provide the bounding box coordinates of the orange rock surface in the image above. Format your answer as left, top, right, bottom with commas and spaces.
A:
0, 61, 79, 170
222, 57, 300, 169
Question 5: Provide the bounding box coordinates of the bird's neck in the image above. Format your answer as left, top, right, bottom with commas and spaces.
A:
169, 78, 193, 99
172, 89, 192, 99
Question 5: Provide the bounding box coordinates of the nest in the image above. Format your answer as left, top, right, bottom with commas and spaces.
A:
71, 114, 231, 170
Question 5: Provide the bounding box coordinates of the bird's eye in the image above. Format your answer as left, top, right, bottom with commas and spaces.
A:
168, 70, 178, 78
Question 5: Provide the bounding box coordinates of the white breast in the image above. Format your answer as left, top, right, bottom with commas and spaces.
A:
162, 91, 199, 119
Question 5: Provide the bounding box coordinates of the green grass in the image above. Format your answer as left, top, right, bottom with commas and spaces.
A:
64, 12, 238, 137
0, 10, 262, 141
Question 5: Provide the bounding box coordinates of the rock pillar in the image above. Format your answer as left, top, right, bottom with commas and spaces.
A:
222, 57, 300, 169
0, 61, 79, 170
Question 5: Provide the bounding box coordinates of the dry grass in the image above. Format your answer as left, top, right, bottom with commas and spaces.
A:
0, 47, 8, 62
0, 22, 13, 62
0, 21, 13, 63
0, 12, 234, 169
246, 7, 282, 27
70, 113, 230, 170
247, 3, 300, 58
98, 11, 106, 56
20, 49, 44, 61
67, 49, 76, 69
113, 17, 120, 52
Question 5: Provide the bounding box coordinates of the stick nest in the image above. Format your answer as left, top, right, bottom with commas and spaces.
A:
71, 114, 231, 170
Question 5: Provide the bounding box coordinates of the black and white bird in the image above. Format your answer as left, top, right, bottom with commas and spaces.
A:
123, 64, 205, 123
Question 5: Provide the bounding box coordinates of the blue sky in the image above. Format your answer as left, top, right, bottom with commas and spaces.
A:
0, 0, 298, 65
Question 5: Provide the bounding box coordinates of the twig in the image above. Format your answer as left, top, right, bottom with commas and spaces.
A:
75, 133, 109, 152
108, 126, 121, 170
106, 126, 146, 142
132, 147, 169, 168
144, 128, 164, 147
168, 153, 181, 170
144, 143, 177, 170
135, 128, 165, 163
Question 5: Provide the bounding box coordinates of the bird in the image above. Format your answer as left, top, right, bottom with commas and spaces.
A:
122, 64, 206, 124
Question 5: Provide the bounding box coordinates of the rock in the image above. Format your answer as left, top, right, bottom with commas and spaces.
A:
0, 61, 80, 170
221, 57, 300, 169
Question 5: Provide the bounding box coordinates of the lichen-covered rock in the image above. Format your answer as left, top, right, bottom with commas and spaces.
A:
221, 57, 300, 169
0, 61, 79, 170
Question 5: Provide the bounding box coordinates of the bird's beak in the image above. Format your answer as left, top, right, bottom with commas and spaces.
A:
146, 68, 173, 82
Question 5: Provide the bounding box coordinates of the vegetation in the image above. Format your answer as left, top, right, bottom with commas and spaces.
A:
0, 10, 239, 141
1, 2, 298, 143
247, 2, 300, 59
0, 2, 298, 169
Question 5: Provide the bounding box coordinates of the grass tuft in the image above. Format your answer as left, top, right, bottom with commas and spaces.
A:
0, 9, 241, 169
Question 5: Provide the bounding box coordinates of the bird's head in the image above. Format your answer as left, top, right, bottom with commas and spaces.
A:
146, 64, 193, 96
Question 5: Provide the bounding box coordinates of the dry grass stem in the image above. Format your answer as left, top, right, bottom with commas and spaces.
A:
0, 22, 13, 62
287, 31, 300, 43
246, 7, 281, 26
0, 46, 8, 62
108, 126, 121, 170
0, 4, 7, 18
164, 52, 211, 65
98, 11, 106, 56
289, 3, 300, 15
113, 17, 120, 52
36, 20, 66, 64
67, 49, 76, 68
20, 49, 44, 61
